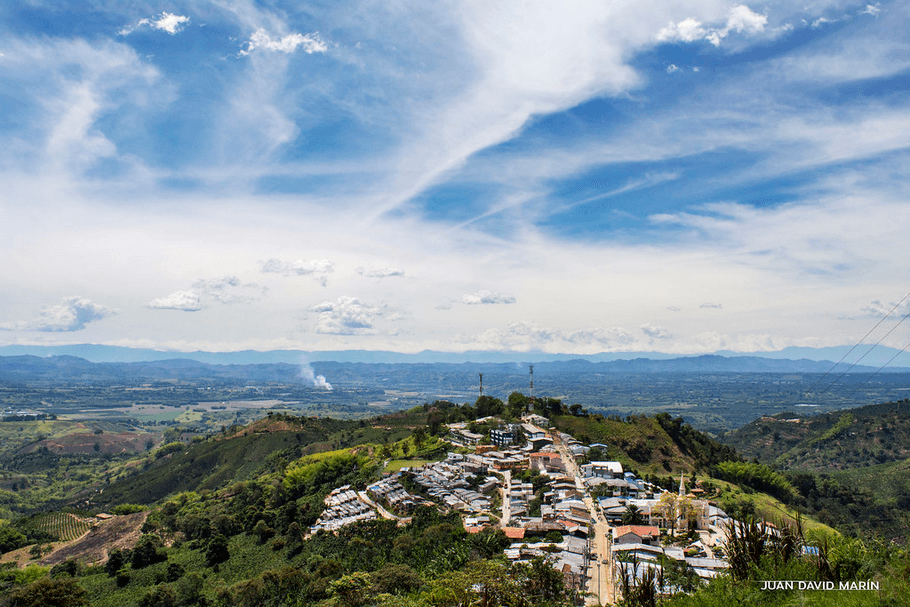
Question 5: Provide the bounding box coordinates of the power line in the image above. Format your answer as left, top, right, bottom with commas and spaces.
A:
808, 291, 910, 394
815, 309, 910, 399
846, 334, 910, 400
806, 289, 910, 400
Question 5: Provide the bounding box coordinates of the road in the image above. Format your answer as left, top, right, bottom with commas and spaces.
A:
500, 469, 512, 527
553, 439, 614, 606
357, 491, 400, 521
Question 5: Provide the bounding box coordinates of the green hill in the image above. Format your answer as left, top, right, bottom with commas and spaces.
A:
723, 399, 910, 470
92, 410, 428, 508
551, 411, 739, 474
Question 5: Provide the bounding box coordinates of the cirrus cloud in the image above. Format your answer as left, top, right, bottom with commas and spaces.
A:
357, 267, 405, 279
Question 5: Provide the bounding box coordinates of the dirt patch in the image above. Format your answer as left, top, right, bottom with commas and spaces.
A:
38, 512, 148, 567
21, 432, 161, 456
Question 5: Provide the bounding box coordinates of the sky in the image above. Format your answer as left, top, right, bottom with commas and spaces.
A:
0, 0, 909, 357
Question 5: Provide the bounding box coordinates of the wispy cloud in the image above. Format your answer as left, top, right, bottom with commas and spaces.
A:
259, 258, 334, 286
461, 290, 516, 305
0, 297, 115, 332
239, 30, 327, 56
641, 324, 672, 339
357, 267, 405, 279
148, 276, 265, 311
469, 322, 635, 353
120, 12, 190, 36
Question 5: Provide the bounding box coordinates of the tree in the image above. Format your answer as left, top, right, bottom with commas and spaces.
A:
8, 577, 89, 607
371, 564, 424, 595
105, 549, 127, 577
515, 556, 569, 604
0, 525, 27, 554
131, 534, 167, 569
206, 534, 230, 567
412, 426, 427, 450
654, 493, 679, 538
329, 571, 373, 607
622, 504, 645, 526
507, 392, 529, 419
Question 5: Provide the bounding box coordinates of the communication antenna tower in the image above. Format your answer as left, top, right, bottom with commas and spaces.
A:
479, 373, 484, 397
529, 364, 534, 397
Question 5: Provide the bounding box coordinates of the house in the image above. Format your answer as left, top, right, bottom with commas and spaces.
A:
529, 452, 564, 473
582, 461, 624, 479
523, 414, 551, 428
613, 525, 661, 545
491, 424, 521, 447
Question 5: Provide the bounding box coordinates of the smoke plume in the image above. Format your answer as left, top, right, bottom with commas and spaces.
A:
300, 362, 333, 390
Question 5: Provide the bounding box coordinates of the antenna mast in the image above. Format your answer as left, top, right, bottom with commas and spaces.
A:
529, 364, 534, 397
479, 373, 484, 397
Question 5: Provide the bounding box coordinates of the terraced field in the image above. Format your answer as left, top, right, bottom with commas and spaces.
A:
28, 512, 93, 541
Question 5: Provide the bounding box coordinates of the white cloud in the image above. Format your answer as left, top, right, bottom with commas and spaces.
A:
0, 37, 163, 178
860, 299, 910, 318
700, 302, 723, 309
0, 296, 115, 332
148, 290, 202, 312
461, 290, 516, 305
259, 258, 334, 286
812, 17, 832, 28
657, 17, 707, 43
148, 276, 265, 311
861, 4, 881, 17
641, 324, 672, 339
357, 267, 405, 279
659, 5, 767, 47
121, 12, 190, 36
666, 64, 681, 74
309, 296, 389, 335
240, 29, 327, 56
470, 322, 636, 353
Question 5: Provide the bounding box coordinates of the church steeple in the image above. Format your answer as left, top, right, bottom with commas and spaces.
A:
678, 473, 685, 496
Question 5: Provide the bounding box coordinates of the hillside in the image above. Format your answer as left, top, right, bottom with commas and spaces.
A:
91, 411, 425, 508
0, 398, 891, 607
551, 411, 738, 475
723, 399, 910, 470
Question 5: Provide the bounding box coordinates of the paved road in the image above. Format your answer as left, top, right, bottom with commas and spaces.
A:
553, 439, 614, 605
500, 469, 512, 527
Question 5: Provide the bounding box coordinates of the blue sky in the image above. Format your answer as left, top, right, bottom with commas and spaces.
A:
1, 0, 909, 356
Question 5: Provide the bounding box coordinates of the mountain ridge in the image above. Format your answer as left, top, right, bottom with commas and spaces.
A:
3, 343, 910, 367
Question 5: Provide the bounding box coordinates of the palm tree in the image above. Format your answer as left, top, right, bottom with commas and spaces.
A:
622, 503, 645, 526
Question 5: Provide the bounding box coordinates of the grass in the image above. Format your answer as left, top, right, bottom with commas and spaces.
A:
175, 410, 203, 423
384, 459, 432, 472
748, 492, 838, 540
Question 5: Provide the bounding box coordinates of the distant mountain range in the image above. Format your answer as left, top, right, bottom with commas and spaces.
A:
0, 352, 906, 384
1, 343, 910, 368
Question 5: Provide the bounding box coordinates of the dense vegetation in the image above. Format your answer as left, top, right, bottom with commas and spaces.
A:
0, 388, 909, 605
